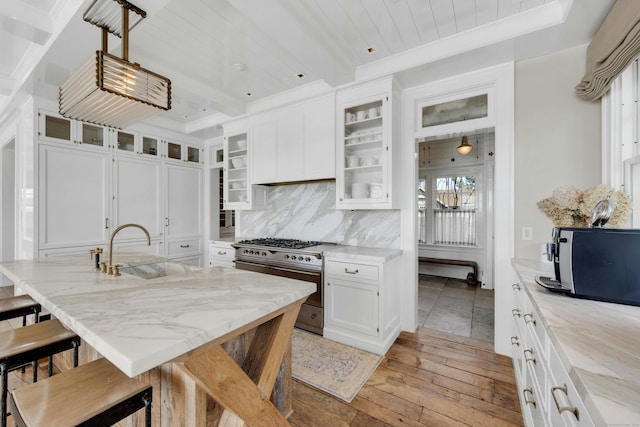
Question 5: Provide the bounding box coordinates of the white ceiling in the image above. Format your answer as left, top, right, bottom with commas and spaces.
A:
0, 0, 614, 138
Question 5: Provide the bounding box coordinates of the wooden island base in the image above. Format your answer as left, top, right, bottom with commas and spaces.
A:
56, 300, 302, 427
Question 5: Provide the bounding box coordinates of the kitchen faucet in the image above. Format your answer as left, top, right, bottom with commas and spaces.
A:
104, 224, 151, 276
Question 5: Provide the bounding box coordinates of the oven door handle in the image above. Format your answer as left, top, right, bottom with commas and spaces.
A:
268, 264, 322, 278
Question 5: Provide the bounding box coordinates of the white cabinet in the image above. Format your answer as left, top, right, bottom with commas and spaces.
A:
249, 94, 335, 184
224, 130, 250, 209
163, 139, 203, 165
112, 156, 163, 239
38, 144, 111, 249
511, 282, 594, 427
114, 130, 161, 159
36, 110, 204, 264
336, 77, 399, 210
208, 241, 235, 268
324, 255, 400, 355
223, 130, 267, 210
38, 110, 107, 151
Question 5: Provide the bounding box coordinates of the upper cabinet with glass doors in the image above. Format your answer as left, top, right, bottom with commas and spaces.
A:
163, 139, 202, 164
39, 110, 106, 150
336, 77, 399, 210
223, 131, 250, 209
113, 130, 160, 159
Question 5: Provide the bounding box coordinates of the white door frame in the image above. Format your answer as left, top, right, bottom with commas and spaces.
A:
399, 62, 515, 356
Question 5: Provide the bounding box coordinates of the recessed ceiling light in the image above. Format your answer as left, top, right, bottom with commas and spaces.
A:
201, 108, 207, 112
246, 92, 252, 96
184, 115, 189, 119
235, 63, 248, 71
297, 73, 305, 79
367, 47, 376, 54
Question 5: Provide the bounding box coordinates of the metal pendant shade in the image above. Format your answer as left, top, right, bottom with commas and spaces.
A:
58, 0, 171, 128
456, 136, 473, 155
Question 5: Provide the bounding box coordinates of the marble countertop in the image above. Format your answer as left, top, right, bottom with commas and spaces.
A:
324, 245, 402, 263
0, 253, 315, 377
512, 259, 640, 426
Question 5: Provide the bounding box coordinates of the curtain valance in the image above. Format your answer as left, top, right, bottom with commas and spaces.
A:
576, 0, 640, 101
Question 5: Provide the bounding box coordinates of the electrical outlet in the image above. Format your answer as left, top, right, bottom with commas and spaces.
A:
522, 226, 533, 241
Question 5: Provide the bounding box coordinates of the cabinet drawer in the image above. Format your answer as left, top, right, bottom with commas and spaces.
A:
325, 260, 379, 282
210, 245, 234, 261
548, 344, 594, 427
167, 238, 202, 256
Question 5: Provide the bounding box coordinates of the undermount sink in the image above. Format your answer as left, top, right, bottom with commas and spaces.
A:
119, 261, 200, 279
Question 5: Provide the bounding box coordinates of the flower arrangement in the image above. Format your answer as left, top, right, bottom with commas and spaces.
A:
537, 185, 631, 227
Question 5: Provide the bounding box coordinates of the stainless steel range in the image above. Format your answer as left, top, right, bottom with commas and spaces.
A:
232, 238, 336, 335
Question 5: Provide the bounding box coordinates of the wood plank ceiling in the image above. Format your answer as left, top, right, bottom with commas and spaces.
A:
0, 0, 603, 133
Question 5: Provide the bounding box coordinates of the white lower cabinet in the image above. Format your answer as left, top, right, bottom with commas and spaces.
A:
324, 256, 400, 355
511, 282, 594, 427
208, 241, 235, 268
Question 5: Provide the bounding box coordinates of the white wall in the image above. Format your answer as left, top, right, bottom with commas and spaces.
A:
1, 142, 15, 263
514, 44, 601, 259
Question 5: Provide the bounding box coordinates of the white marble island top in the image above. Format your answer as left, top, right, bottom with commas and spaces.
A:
0, 253, 315, 378
512, 259, 640, 426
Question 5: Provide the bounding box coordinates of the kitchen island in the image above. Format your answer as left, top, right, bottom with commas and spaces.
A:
0, 253, 315, 426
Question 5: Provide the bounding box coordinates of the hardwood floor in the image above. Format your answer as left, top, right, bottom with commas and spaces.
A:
289, 327, 523, 427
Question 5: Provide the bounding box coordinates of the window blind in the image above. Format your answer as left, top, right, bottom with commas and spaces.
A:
576, 0, 640, 101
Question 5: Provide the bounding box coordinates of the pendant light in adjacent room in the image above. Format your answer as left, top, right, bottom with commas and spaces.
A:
456, 136, 473, 155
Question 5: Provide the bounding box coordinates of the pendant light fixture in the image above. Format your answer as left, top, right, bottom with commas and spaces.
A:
58, 0, 171, 128
456, 135, 473, 155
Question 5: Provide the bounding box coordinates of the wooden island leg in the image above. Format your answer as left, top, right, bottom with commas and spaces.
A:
177, 303, 301, 427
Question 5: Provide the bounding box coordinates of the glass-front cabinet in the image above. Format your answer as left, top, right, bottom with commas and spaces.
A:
223, 131, 250, 209
163, 139, 202, 164
336, 77, 398, 209
38, 110, 106, 150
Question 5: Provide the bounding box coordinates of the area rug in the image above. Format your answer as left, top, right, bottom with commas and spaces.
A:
291, 329, 383, 402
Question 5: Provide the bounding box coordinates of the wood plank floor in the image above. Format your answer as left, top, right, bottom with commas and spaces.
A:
289, 327, 523, 427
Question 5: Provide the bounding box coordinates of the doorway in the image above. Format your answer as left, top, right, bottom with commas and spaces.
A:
416, 130, 495, 341
417, 129, 495, 286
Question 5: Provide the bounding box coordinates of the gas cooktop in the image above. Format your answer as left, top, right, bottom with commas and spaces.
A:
235, 238, 323, 250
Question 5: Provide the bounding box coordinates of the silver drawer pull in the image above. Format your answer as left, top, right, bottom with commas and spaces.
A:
523, 313, 537, 326
522, 388, 536, 408
551, 385, 580, 420
512, 308, 522, 317
510, 336, 520, 347
344, 268, 359, 274
180, 244, 190, 248
512, 283, 521, 290
524, 348, 536, 365
217, 251, 227, 255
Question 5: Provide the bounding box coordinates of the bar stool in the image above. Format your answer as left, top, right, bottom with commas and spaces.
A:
0, 319, 80, 427
0, 295, 41, 327
10, 357, 152, 427
0, 295, 43, 376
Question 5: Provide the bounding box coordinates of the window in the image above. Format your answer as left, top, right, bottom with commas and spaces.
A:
419, 169, 480, 246
603, 58, 640, 226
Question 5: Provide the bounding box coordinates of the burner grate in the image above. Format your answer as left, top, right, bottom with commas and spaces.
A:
237, 238, 322, 250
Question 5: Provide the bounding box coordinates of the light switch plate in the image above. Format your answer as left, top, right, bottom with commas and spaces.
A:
522, 226, 533, 241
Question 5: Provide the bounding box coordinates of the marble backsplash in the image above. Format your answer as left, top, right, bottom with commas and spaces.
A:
237, 182, 401, 249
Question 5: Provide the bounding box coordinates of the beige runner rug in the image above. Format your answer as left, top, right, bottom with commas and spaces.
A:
291, 328, 383, 402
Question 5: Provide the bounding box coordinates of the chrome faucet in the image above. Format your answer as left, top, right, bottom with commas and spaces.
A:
105, 224, 151, 276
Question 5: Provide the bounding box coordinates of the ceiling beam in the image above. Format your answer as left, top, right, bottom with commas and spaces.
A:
0, 0, 53, 45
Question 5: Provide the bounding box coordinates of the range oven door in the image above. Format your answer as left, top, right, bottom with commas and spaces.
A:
234, 260, 323, 335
